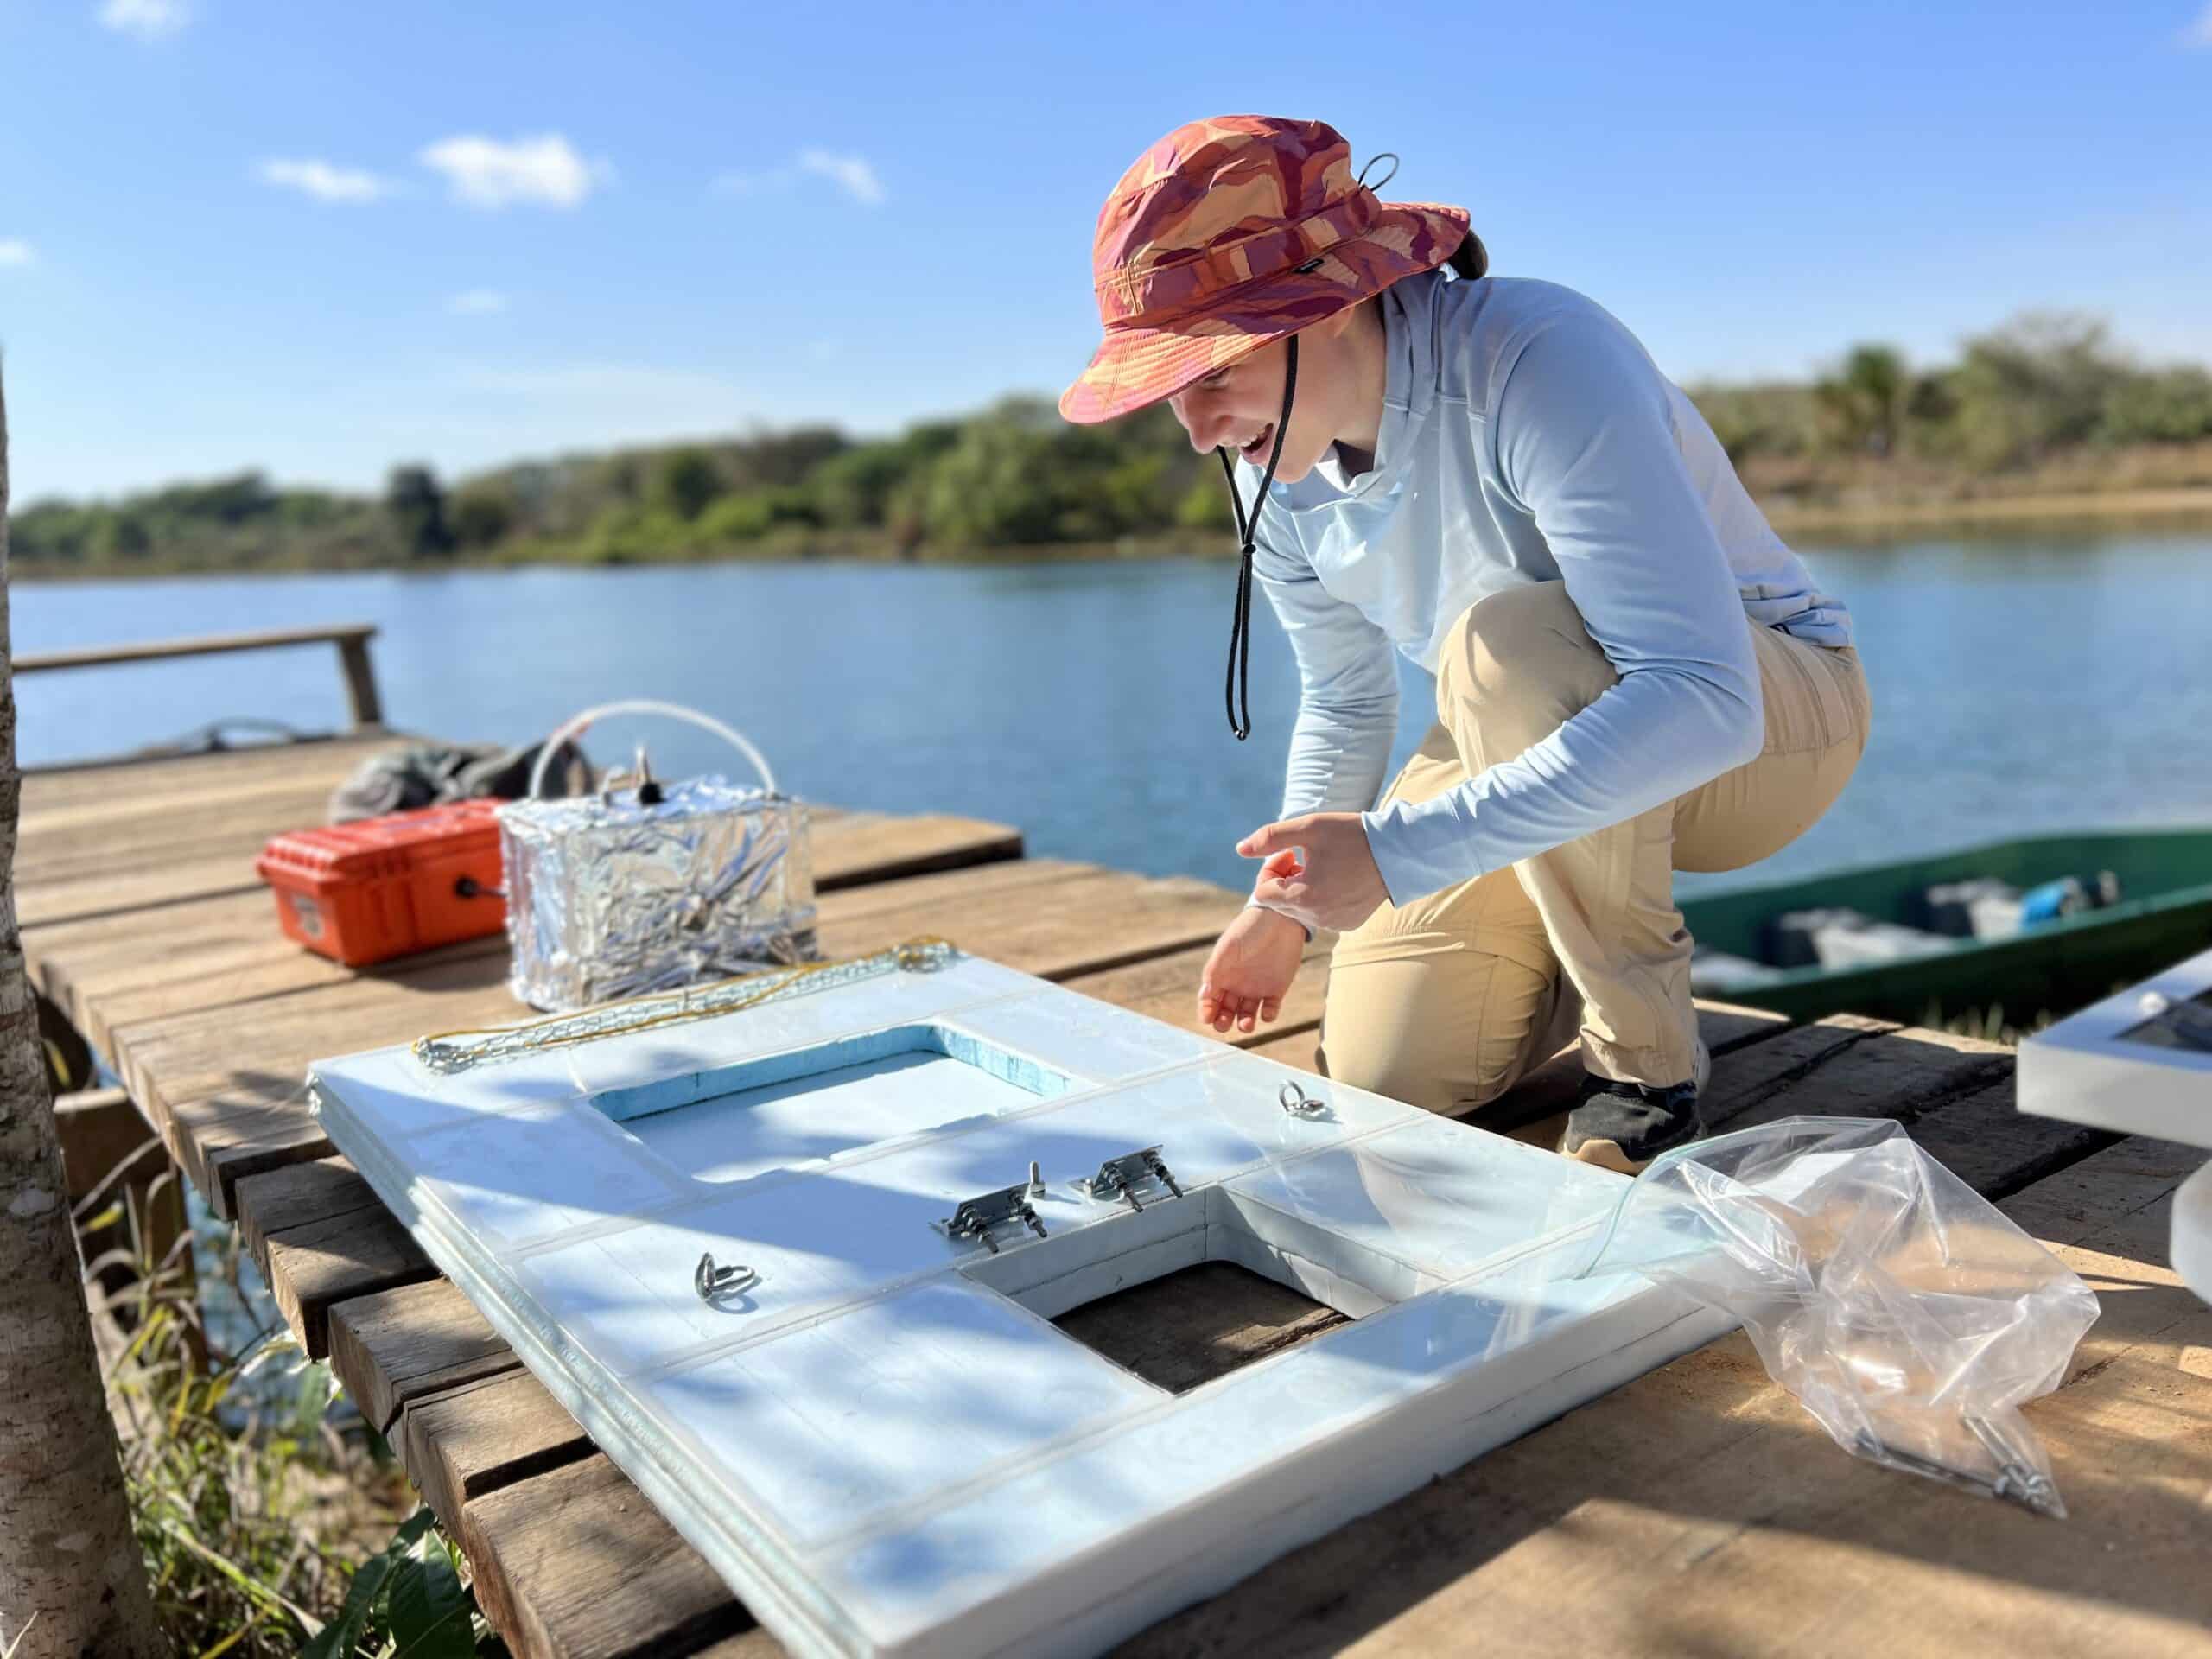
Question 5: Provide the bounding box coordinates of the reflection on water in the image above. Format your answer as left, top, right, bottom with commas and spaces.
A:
16, 531, 2211, 898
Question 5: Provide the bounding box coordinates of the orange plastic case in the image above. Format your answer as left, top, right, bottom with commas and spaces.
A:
255, 799, 506, 967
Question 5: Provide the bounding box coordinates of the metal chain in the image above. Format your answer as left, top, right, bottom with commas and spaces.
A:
410, 936, 957, 1074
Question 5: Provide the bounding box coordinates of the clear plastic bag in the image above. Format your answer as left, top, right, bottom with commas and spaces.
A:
1576, 1116, 2100, 1516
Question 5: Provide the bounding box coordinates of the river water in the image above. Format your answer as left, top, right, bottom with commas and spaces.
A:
14, 530, 2212, 899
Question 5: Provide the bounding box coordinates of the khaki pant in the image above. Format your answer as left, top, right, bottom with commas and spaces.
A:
1319, 580, 1870, 1114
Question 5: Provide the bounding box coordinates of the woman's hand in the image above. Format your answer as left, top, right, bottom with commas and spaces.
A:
1239, 812, 1389, 934
1197, 904, 1308, 1035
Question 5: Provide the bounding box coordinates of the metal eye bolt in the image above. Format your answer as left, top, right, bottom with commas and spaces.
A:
694, 1252, 760, 1303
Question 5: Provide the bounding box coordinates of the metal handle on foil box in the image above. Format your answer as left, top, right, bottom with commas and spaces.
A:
526, 699, 779, 800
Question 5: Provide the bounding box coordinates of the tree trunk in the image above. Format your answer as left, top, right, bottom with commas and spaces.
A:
0, 372, 165, 1653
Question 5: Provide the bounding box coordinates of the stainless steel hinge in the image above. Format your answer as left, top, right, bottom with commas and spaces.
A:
939, 1182, 1049, 1255
1077, 1147, 1183, 1213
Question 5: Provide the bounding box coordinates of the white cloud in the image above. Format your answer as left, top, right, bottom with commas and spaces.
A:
447, 289, 508, 315
256, 158, 393, 204
2184, 3, 2212, 46
798, 149, 886, 206
713, 149, 886, 207
0, 239, 33, 267
97, 0, 190, 41
419, 133, 607, 209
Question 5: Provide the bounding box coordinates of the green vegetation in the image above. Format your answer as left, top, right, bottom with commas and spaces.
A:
88, 1182, 498, 1655
1694, 313, 2212, 472
13, 310, 2212, 578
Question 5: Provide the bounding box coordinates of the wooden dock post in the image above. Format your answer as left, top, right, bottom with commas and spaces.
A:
334, 631, 385, 730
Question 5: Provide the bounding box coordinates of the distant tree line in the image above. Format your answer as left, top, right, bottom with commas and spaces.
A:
12, 310, 2212, 575
1691, 311, 2212, 470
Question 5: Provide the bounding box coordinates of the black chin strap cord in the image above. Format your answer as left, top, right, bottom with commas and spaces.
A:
1217, 334, 1299, 741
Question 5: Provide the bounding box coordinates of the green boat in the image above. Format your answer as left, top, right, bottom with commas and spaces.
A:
1678, 829, 2212, 1027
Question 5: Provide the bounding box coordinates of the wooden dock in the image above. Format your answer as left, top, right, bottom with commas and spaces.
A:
22, 735, 2212, 1659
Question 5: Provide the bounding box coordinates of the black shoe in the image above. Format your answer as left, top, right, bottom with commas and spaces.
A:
1558, 1074, 1705, 1174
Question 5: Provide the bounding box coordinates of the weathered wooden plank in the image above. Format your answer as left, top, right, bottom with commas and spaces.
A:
18, 766, 365, 845
263, 1204, 435, 1357
397, 1370, 591, 1538
117, 942, 520, 1129
105, 955, 445, 1090
1696, 1011, 1897, 1117
18, 779, 350, 870
16, 620, 378, 674
461, 1455, 760, 1659
231, 1156, 382, 1271
1116, 1234, 2212, 1659
328, 1278, 521, 1435
191, 1103, 343, 1219
1894, 1077, 2120, 1202
1999, 1133, 2206, 1267
1056, 1261, 1349, 1394
19, 733, 395, 805
22, 855, 306, 932
1708, 1016, 2016, 1132
29, 888, 321, 1023
808, 810, 1023, 888
816, 864, 1238, 981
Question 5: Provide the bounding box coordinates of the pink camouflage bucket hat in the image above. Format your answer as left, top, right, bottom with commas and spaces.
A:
1060, 115, 1471, 425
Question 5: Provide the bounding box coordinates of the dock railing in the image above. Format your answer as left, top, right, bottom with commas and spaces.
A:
16, 621, 386, 732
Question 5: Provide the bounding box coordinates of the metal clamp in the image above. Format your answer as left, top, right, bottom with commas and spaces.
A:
1851, 1418, 2064, 1518
1280, 1080, 1330, 1118
694, 1252, 759, 1303
1077, 1147, 1183, 1213
941, 1182, 1049, 1255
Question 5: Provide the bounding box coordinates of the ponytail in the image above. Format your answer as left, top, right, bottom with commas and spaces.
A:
1446, 231, 1489, 282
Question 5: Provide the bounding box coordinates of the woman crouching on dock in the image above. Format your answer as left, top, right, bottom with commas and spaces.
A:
1060, 115, 1868, 1173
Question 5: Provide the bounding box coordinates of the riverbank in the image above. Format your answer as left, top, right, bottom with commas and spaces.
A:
1742, 437, 2212, 537
16, 479, 2212, 581
1764, 482, 2212, 535
15, 434, 2212, 581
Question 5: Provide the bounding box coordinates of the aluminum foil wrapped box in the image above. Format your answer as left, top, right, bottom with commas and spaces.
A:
498, 775, 817, 1011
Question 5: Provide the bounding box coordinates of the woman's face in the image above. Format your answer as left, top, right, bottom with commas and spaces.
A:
1165, 315, 1360, 485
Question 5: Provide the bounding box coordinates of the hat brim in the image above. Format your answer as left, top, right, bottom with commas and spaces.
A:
1059, 200, 1470, 425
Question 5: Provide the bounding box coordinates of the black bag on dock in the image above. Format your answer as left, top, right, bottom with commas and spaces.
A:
328, 738, 594, 823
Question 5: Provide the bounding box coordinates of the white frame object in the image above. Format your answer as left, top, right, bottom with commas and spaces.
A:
2018, 944, 2212, 1302
311, 952, 1732, 1659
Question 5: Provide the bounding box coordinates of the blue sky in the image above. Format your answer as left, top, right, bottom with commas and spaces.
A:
3, 0, 2209, 503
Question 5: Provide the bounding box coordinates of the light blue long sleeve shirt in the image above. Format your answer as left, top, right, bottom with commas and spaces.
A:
1248, 269, 1850, 906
